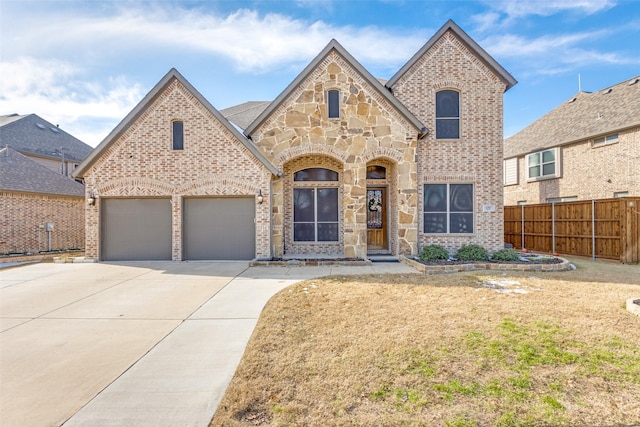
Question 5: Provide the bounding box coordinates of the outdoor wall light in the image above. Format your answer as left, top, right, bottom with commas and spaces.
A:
257, 189, 264, 204
88, 191, 97, 206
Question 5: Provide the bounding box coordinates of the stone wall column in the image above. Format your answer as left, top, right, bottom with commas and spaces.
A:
171, 195, 182, 261
343, 163, 367, 258
270, 178, 284, 258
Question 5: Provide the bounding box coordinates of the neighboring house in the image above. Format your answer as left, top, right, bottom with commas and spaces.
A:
504, 75, 640, 205
0, 113, 93, 178
0, 147, 85, 254
72, 20, 516, 261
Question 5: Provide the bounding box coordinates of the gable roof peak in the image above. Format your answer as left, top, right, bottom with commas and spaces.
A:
386, 19, 517, 91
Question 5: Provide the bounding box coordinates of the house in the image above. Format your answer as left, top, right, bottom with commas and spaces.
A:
0, 114, 92, 255
72, 20, 516, 261
0, 113, 92, 178
0, 147, 85, 254
504, 75, 640, 205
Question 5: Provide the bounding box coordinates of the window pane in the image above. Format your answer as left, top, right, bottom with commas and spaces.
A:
172, 121, 183, 150
542, 150, 555, 163
424, 184, 447, 212
366, 165, 386, 179
450, 213, 473, 233
294, 168, 338, 181
528, 153, 540, 166
542, 163, 555, 176
606, 134, 618, 142
328, 90, 340, 118
436, 118, 459, 139
294, 223, 315, 241
424, 213, 447, 233
529, 165, 540, 178
436, 90, 459, 117
293, 189, 314, 221
317, 188, 338, 221
449, 184, 472, 212
317, 223, 338, 241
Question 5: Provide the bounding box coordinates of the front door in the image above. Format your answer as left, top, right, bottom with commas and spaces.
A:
367, 188, 387, 252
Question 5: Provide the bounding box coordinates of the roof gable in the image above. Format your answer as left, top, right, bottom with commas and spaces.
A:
504, 75, 640, 159
72, 68, 278, 178
386, 19, 516, 91
0, 147, 85, 196
244, 39, 426, 136
0, 113, 92, 162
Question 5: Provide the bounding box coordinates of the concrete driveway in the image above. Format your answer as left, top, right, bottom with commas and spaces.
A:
0, 260, 416, 427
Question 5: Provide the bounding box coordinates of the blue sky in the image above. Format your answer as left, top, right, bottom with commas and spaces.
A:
1, 0, 639, 147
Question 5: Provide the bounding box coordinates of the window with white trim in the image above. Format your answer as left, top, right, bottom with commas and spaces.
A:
293, 168, 339, 242
592, 133, 618, 148
527, 148, 559, 180
423, 183, 473, 233
435, 90, 460, 139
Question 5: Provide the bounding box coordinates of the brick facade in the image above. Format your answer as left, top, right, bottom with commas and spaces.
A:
504, 126, 640, 205
0, 191, 84, 254
390, 30, 508, 253
82, 79, 272, 260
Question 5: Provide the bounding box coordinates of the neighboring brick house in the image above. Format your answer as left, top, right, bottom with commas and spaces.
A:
0, 114, 91, 255
504, 75, 640, 205
72, 20, 516, 261
0, 147, 85, 254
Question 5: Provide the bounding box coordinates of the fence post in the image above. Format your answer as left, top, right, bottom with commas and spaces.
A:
552, 202, 556, 254
521, 204, 525, 250
592, 199, 596, 260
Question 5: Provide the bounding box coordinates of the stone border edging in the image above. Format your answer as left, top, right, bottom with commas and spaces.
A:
250, 259, 372, 267
399, 255, 572, 274
626, 298, 640, 317
0, 251, 85, 264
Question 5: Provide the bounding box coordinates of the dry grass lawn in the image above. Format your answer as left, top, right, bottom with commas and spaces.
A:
211, 258, 640, 426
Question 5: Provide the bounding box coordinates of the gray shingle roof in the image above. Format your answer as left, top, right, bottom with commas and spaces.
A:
220, 101, 271, 130
504, 76, 640, 159
0, 146, 85, 196
0, 114, 92, 162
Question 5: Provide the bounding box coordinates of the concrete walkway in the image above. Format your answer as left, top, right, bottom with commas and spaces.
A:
0, 261, 417, 427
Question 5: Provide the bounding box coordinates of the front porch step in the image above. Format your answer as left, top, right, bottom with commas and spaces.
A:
367, 255, 399, 263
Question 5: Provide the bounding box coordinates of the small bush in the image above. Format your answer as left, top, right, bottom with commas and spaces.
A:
419, 244, 449, 261
492, 248, 521, 262
454, 244, 489, 261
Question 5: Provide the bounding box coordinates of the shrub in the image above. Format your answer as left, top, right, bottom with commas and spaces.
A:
454, 244, 489, 261
419, 244, 449, 261
492, 248, 521, 262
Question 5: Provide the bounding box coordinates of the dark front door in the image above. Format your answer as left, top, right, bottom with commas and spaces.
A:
366, 188, 387, 252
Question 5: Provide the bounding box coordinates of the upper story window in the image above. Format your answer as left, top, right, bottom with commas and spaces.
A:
527, 148, 560, 181
327, 90, 340, 119
592, 133, 618, 148
172, 120, 184, 150
435, 90, 460, 139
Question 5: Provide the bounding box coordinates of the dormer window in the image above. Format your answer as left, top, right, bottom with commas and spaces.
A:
435, 90, 460, 139
172, 120, 184, 150
327, 90, 340, 119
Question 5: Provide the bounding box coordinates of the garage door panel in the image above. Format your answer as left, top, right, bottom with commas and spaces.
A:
102, 199, 172, 261
184, 198, 255, 260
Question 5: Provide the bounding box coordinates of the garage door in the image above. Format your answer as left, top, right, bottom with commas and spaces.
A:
101, 198, 172, 261
183, 197, 255, 260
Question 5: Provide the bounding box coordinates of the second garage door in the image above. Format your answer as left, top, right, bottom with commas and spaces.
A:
183, 197, 255, 260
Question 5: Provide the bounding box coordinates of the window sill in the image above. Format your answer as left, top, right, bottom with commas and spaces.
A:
526, 175, 561, 183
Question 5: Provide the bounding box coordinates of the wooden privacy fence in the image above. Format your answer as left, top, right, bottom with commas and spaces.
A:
504, 198, 640, 263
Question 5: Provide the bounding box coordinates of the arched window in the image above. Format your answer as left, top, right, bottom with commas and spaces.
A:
435, 90, 459, 139
366, 165, 386, 179
293, 168, 339, 242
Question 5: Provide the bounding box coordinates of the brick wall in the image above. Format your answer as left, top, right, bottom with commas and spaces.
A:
390, 30, 507, 253
0, 191, 84, 254
83, 79, 272, 260
504, 126, 640, 205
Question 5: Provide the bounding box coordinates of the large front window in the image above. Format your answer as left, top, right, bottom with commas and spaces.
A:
424, 184, 473, 233
293, 168, 339, 242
